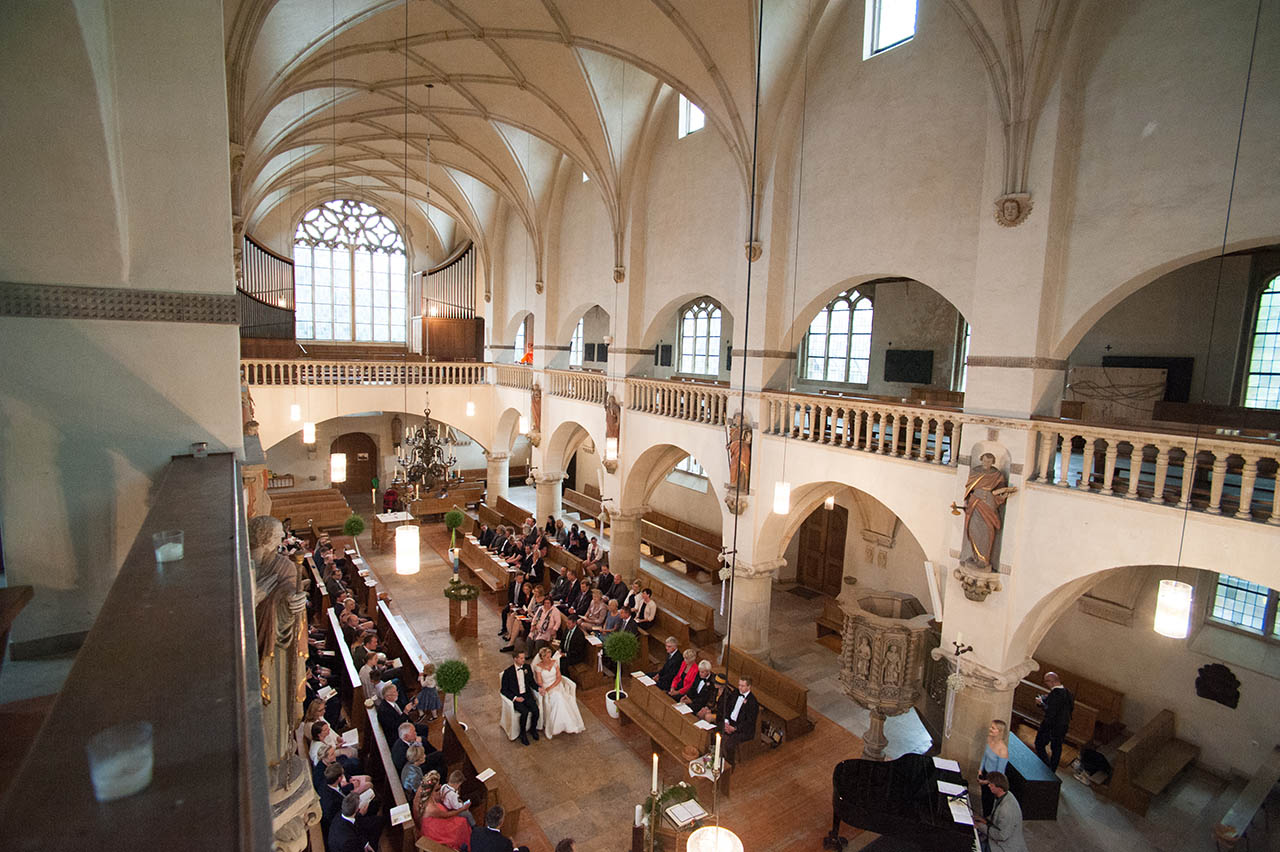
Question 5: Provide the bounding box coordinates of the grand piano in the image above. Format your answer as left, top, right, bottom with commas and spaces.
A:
824, 753, 980, 852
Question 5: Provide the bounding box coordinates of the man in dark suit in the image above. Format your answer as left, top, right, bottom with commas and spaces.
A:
652, 638, 682, 691
390, 721, 447, 780
500, 572, 528, 638
488, 526, 508, 553
617, 606, 639, 634
318, 762, 349, 835
551, 569, 577, 603
374, 682, 429, 745
1033, 671, 1074, 771
500, 651, 541, 745
327, 791, 376, 852
478, 524, 495, 548
720, 676, 759, 764
558, 613, 588, 677
683, 661, 715, 714
470, 805, 530, 852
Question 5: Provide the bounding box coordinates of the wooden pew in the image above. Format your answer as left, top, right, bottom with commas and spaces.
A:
562, 488, 602, 521
326, 608, 371, 749
721, 645, 814, 740
477, 503, 504, 531
1214, 745, 1280, 849
459, 533, 509, 593
1101, 708, 1199, 816
1013, 680, 1098, 749
616, 674, 729, 798
815, 598, 843, 639
637, 570, 717, 645
365, 705, 422, 852
640, 520, 722, 583
644, 509, 720, 550
495, 496, 533, 529
440, 713, 526, 835
1019, 660, 1125, 744
410, 487, 484, 518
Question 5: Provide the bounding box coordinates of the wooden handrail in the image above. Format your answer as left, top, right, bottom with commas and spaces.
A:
244, 233, 294, 266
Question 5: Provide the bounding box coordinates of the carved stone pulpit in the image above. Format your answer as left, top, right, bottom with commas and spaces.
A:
838, 589, 934, 759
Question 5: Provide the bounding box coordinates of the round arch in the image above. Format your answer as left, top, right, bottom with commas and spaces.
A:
492, 407, 523, 456
543, 420, 593, 476
619, 443, 722, 526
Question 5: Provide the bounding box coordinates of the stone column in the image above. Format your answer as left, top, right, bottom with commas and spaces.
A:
608, 507, 647, 580
485, 452, 509, 503
931, 650, 1036, 782
724, 558, 785, 659
534, 472, 563, 525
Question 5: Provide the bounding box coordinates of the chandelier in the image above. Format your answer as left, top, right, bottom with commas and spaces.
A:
398, 393, 456, 490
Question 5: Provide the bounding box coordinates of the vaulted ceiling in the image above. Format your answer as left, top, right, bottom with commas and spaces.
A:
224, 0, 839, 273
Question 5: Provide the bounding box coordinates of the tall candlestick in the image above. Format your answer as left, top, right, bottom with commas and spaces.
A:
651, 753, 658, 794
713, 732, 722, 771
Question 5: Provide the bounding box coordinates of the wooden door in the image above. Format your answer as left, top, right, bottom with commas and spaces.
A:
797, 504, 847, 597
329, 433, 378, 496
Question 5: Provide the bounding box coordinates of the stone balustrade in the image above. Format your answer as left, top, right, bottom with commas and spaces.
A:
761, 390, 959, 466
494, 363, 533, 389
240, 359, 487, 386
546, 368, 607, 404
626, 377, 731, 426
1029, 422, 1280, 522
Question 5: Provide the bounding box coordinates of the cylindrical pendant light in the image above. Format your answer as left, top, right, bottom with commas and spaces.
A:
330, 453, 347, 483
518, 414, 530, 434
773, 481, 791, 515
686, 826, 744, 852
395, 524, 421, 575
1154, 579, 1193, 639
302, 422, 316, 444
466, 401, 476, 417
824, 494, 835, 510
605, 437, 619, 462
290, 403, 302, 422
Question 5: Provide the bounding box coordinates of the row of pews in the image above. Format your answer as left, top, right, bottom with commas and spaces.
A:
272, 487, 354, 537
312, 539, 528, 852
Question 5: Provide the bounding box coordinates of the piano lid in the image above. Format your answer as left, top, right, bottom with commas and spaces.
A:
829, 753, 975, 852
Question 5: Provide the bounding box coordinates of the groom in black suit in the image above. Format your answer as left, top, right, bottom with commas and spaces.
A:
500, 651, 540, 745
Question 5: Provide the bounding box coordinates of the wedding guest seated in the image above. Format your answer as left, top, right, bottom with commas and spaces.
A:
569, 579, 595, 617
599, 569, 626, 601
328, 789, 382, 852
634, 589, 658, 630
544, 514, 557, 535
415, 770, 472, 851
359, 652, 387, 699
488, 525, 509, 554
311, 719, 360, 764
311, 741, 372, 796
622, 580, 643, 613
376, 682, 431, 745
579, 588, 608, 631
682, 661, 716, 715
339, 598, 374, 633
525, 545, 548, 585
598, 598, 622, 634
618, 605, 640, 634
441, 769, 476, 827
554, 519, 569, 546
568, 532, 589, 559
526, 596, 562, 657
318, 763, 349, 837
351, 632, 378, 669
470, 804, 530, 852
667, 649, 699, 698
698, 674, 729, 722
391, 720, 448, 780
558, 612, 588, 676
477, 523, 495, 548
551, 569, 578, 603
501, 583, 539, 651
652, 638, 682, 691
401, 743, 427, 796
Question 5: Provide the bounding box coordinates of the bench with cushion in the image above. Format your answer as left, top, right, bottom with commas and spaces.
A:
1102, 708, 1199, 816
722, 645, 814, 740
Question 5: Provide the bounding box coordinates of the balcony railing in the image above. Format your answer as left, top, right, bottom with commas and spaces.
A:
495, 363, 533, 389
240, 359, 487, 386
1029, 421, 1280, 522
547, 368, 607, 404
626, 377, 731, 426
761, 390, 959, 466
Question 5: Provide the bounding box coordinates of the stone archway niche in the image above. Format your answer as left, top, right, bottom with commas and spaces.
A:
839, 589, 933, 760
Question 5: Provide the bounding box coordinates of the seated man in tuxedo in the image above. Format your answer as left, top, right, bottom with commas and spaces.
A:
558, 612, 588, 677
651, 637, 682, 691
719, 676, 759, 764
500, 651, 541, 745
681, 661, 716, 714
327, 790, 381, 852
470, 804, 530, 852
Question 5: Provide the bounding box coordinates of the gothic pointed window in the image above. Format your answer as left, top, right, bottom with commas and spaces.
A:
679, 299, 722, 376
1244, 274, 1280, 409
802, 289, 874, 384
294, 200, 407, 342
569, 318, 585, 367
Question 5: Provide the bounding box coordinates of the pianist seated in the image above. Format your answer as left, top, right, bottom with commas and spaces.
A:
975, 772, 1026, 852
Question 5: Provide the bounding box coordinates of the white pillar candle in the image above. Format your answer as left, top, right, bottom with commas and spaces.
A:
651, 753, 658, 794
635, 804, 643, 827
713, 732, 721, 771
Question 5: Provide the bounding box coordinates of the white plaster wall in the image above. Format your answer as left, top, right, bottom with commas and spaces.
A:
1067, 256, 1251, 405
548, 174, 615, 344
1040, 568, 1280, 777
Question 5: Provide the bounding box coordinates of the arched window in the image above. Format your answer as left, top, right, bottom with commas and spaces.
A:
293, 200, 407, 342
802, 289, 873, 384
569, 318, 584, 367
1244, 274, 1280, 409
514, 317, 527, 359
679, 299, 722, 375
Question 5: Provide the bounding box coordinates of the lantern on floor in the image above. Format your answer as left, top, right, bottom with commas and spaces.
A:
290, 403, 301, 422
773, 481, 791, 515
395, 524, 421, 576
686, 826, 743, 852
1154, 579, 1193, 639
330, 453, 347, 483
302, 422, 316, 444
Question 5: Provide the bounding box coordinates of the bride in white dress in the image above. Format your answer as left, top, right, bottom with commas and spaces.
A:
534, 647, 586, 738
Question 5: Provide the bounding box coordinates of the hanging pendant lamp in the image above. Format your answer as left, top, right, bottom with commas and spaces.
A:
1154, 579, 1193, 639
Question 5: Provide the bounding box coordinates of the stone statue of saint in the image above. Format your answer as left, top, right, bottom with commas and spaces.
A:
957, 452, 1017, 570
248, 515, 309, 769
854, 635, 871, 680
883, 644, 903, 686
604, 394, 621, 440
531, 383, 543, 434
725, 413, 752, 493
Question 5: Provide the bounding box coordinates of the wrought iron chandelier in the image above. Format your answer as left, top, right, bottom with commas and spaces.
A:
398, 392, 456, 490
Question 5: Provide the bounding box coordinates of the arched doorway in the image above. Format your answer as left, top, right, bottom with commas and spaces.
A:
330, 433, 377, 496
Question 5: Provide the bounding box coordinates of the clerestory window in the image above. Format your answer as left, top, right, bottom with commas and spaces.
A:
801, 289, 874, 384
293, 199, 407, 342
1243, 274, 1280, 409
569, 317, 584, 367
678, 94, 705, 139
679, 299, 722, 376
1210, 573, 1280, 638
865, 0, 918, 57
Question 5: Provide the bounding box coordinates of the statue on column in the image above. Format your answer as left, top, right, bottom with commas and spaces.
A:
248, 515, 318, 851
954, 453, 1017, 571
529, 383, 542, 447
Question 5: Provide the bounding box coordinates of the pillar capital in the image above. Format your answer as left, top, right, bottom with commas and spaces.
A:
729, 556, 785, 580
485, 451, 509, 463
929, 648, 1037, 692
609, 506, 649, 524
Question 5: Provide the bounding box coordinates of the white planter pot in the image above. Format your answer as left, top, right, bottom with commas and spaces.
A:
605, 690, 626, 719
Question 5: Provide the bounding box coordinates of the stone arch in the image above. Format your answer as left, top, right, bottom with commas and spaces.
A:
542, 419, 594, 476
493, 407, 523, 455
619, 442, 723, 522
